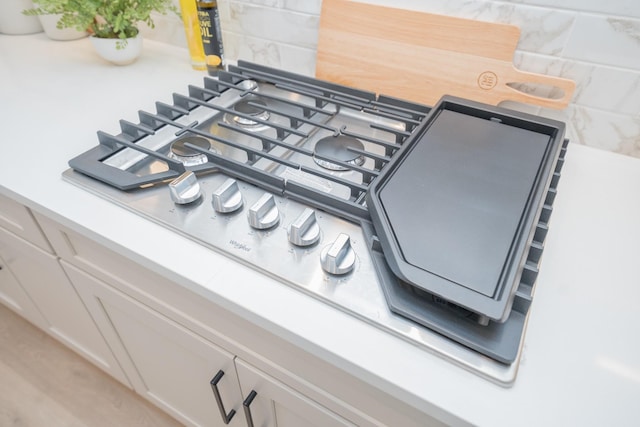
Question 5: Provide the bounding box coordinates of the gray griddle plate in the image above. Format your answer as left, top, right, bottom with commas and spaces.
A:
365, 97, 566, 362
381, 109, 548, 299
367, 96, 565, 336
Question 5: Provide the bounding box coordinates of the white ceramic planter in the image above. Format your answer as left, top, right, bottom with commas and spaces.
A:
90, 34, 143, 65
38, 14, 87, 41
0, 0, 43, 34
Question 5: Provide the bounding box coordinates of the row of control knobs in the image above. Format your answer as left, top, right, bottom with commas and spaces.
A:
169, 171, 355, 275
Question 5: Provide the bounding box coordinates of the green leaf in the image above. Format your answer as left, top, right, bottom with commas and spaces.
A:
25, 0, 178, 40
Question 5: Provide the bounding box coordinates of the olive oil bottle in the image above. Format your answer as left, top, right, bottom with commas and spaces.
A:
196, 0, 224, 76
179, 0, 206, 70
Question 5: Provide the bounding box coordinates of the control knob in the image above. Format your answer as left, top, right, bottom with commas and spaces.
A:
212, 178, 243, 213
288, 208, 320, 247
320, 233, 355, 275
248, 193, 280, 230
169, 171, 202, 204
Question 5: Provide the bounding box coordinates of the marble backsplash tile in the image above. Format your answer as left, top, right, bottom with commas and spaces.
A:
563, 15, 640, 70
540, 105, 640, 158
230, 0, 322, 14
222, 31, 317, 75
147, 0, 640, 159
438, 0, 576, 56
225, 2, 319, 49
507, 0, 640, 20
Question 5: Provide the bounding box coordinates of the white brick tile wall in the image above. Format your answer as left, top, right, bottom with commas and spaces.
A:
225, 3, 319, 49
563, 15, 640, 69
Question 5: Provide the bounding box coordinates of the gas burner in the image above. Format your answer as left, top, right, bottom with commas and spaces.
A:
237, 79, 258, 91
225, 97, 270, 129
168, 136, 212, 166
313, 135, 366, 171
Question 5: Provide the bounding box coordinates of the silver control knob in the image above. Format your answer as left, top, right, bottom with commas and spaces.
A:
212, 178, 243, 213
320, 233, 355, 275
289, 208, 320, 247
169, 171, 202, 204
248, 193, 279, 230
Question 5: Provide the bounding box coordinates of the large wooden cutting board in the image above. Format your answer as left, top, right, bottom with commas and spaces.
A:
316, 0, 575, 109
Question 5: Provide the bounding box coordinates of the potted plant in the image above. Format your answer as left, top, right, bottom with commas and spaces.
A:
24, 0, 177, 64
22, 0, 86, 41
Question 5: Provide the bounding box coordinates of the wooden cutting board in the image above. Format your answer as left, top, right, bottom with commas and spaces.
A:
316, 0, 575, 109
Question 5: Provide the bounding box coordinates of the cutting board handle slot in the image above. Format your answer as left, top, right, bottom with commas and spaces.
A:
503, 69, 575, 109
505, 82, 565, 100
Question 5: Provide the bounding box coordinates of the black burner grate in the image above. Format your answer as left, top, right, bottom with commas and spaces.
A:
69, 61, 431, 222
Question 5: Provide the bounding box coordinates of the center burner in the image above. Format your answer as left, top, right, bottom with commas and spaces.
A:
313, 135, 366, 171
227, 97, 271, 128
168, 136, 212, 166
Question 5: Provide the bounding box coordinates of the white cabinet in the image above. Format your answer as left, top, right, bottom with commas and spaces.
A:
61, 259, 358, 427
62, 261, 245, 427
33, 212, 442, 427
0, 196, 128, 386
236, 358, 355, 427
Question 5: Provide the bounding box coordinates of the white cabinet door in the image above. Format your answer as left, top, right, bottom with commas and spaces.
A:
0, 251, 47, 329
63, 262, 246, 427
236, 359, 355, 427
0, 193, 53, 253
0, 226, 127, 385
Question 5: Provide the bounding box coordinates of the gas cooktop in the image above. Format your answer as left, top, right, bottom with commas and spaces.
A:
63, 61, 567, 385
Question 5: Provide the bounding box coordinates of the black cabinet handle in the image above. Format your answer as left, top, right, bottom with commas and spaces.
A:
242, 390, 258, 427
210, 370, 236, 424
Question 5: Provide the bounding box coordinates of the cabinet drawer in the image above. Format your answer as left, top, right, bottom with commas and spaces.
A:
0, 193, 52, 253
34, 211, 180, 302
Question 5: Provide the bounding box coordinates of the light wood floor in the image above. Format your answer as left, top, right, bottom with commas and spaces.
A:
0, 303, 183, 427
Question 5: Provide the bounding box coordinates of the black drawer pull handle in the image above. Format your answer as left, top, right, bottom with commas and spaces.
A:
243, 390, 258, 427
210, 370, 236, 424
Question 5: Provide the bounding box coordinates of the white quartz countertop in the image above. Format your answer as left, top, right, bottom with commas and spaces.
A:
2, 34, 640, 426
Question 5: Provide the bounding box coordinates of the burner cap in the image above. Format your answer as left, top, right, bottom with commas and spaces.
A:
313, 135, 366, 171
169, 136, 211, 166
234, 98, 267, 115
237, 79, 259, 91
232, 98, 270, 126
